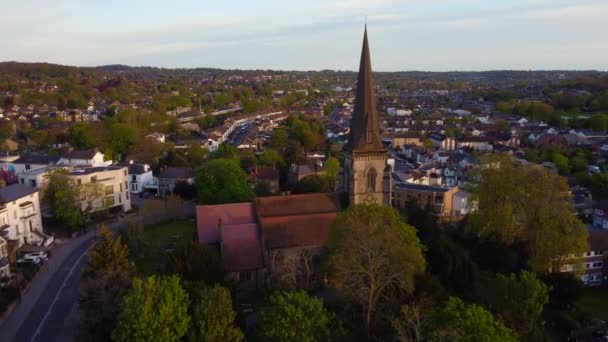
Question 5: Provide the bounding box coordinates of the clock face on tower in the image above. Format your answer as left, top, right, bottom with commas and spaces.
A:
364, 193, 376, 204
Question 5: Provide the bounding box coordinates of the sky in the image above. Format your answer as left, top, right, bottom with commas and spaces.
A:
0, 0, 606, 71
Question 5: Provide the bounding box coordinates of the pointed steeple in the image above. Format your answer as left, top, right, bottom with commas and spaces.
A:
347, 25, 384, 152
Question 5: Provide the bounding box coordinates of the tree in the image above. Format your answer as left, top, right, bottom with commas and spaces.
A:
424, 297, 517, 342
260, 148, 283, 168
196, 159, 254, 204
84, 227, 134, 277
119, 219, 144, 258
68, 123, 95, 149
324, 156, 339, 189
112, 276, 190, 342
327, 204, 425, 335
468, 155, 588, 273
257, 291, 340, 342
254, 180, 273, 197
109, 123, 136, 160
165, 241, 224, 284
589, 114, 608, 132
270, 128, 289, 151
552, 153, 569, 175
479, 271, 548, 339
44, 169, 84, 229
80, 271, 131, 342
292, 174, 331, 194
186, 284, 243, 342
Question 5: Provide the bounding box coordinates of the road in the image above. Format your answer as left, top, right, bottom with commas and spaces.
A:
12, 238, 92, 342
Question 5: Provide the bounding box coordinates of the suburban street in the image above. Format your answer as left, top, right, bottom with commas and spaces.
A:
12, 239, 91, 342
13, 240, 91, 342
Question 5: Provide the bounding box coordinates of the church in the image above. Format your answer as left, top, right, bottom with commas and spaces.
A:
341, 25, 392, 207
196, 26, 392, 290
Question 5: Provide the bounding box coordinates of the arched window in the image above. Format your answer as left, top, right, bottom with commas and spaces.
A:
367, 167, 377, 191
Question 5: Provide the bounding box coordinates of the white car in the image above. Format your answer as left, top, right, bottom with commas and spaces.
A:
24, 251, 48, 261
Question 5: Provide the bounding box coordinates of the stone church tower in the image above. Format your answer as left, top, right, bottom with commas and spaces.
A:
342, 26, 391, 207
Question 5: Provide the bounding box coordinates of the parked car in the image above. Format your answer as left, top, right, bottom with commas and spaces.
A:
24, 251, 48, 261
17, 255, 42, 264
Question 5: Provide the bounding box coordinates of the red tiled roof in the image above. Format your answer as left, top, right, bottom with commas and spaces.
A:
221, 223, 264, 272
196, 202, 256, 243
196, 202, 263, 272
255, 193, 338, 217
261, 212, 337, 249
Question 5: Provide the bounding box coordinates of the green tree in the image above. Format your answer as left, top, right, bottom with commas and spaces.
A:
112, 276, 190, 342
480, 271, 549, 339
270, 128, 289, 151
195, 159, 254, 204
254, 180, 273, 197
589, 113, 608, 132
257, 291, 339, 342
292, 174, 331, 194
424, 297, 517, 342
327, 204, 425, 335
165, 241, 224, 284
552, 153, 570, 175
468, 155, 588, 273
84, 227, 134, 277
186, 284, 243, 342
44, 169, 84, 229
68, 123, 95, 149
80, 270, 131, 342
324, 156, 339, 189
260, 148, 283, 168
109, 123, 136, 160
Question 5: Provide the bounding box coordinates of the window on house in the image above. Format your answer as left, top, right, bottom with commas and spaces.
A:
126, 191, 129, 200
120, 183, 123, 192
20, 178, 24, 184
77, 179, 82, 185
105, 185, 114, 195
30, 180, 36, 187
124, 170, 127, 176
91, 176, 97, 183
118, 194, 122, 204
124, 181, 128, 191
367, 167, 377, 192
25, 164, 31, 170
132, 175, 137, 181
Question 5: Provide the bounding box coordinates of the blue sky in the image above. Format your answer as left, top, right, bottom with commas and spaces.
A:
0, 0, 606, 71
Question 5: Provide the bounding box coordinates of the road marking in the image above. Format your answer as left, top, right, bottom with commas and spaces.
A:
30, 244, 91, 342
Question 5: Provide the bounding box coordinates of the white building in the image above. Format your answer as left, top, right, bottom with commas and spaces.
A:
68, 166, 132, 214
127, 162, 156, 194
58, 149, 111, 167
12, 154, 60, 174
0, 185, 51, 269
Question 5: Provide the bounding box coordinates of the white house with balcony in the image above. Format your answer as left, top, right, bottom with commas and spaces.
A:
0, 184, 51, 264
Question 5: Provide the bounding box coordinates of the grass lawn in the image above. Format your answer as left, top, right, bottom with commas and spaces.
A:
135, 220, 196, 275
576, 288, 608, 320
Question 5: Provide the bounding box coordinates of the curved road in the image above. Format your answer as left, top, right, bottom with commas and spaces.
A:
12, 238, 92, 342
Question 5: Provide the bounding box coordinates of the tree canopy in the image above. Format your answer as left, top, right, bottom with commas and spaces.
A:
292, 174, 331, 194
257, 291, 340, 342
44, 169, 84, 229
112, 276, 190, 342
186, 284, 243, 342
424, 297, 517, 342
468, 154, 588, 273
165, 241, 224, 285
195, 158, 254, 204
327, 204, 426, 335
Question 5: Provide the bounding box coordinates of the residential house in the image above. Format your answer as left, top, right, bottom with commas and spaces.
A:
391, 132, 422, 149
157, 167, 194, 196
457, 136, 494, 151
393, 183, 460, 218
12, 153, 60, 174
127, 162, 156, 194
428, 133, 456, 150
249, 167, 280, 193
561, 226, 608, 286
0, 185, 51, 263
0, 237, 9, 277
58, 149, 111, 167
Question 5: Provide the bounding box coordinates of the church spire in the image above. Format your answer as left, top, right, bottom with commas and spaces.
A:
347, 25, 384, 152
